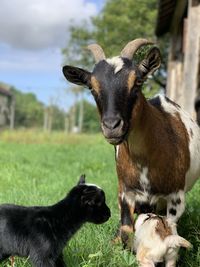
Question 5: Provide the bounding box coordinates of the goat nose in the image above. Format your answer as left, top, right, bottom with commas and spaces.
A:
103, 117, 123, 130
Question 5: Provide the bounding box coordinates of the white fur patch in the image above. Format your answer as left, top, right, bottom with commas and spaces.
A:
116, 145, 119, 159
124, 167, 161, 205
134, 215, 168, 263
135, 191, 149, 203
134, 214, 190, 266
167, 190, 185, 222
159, 95, 179, 116
124, 190, 135, 207
136, 163, 141, 169
106, 56, 124, 74
139, 167, 149, 188
178, 111, 200, 191
135, 167, 151, 203
159, 94, 200, 191
85, 183, 101, 189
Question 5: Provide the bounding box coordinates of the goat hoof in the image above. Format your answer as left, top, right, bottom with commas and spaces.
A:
120, 225, 134, 250
111, 235, 121, 244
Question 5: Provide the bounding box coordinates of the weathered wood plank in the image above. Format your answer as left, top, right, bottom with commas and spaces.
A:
182, 1, 200, 115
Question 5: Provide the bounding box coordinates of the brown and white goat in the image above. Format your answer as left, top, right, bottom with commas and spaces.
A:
62, 39, 200, 245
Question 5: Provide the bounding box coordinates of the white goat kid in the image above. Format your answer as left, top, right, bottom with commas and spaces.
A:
133, 214, 192, 267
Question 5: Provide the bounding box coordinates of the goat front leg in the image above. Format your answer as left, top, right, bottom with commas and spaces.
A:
136, 243, 155, 267
165, 244, 179, 267
139, 261, 155, 267
10, 256, 15, 267
167, 190, 185, 222
119, 192, 134, 248
165, 259, 176, 267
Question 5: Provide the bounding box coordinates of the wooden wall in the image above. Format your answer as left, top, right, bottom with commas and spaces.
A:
166, 0, 200, 117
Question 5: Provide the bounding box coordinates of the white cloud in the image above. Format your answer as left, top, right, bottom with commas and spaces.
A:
0, 45, 61, 72
0, 0, 97, 50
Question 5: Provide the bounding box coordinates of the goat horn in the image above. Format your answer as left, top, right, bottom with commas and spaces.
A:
87, 44, 106, 63
120, 38, 153, 60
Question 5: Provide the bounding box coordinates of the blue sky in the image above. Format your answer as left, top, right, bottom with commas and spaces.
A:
0, 0, 105, 110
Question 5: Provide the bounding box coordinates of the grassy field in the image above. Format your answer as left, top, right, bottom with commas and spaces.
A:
0, 131, 199, 267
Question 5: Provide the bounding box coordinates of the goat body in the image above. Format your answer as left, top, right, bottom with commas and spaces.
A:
0, 175, 111, 267
116, 93, 200, 219
134, 213, 191, 267
62, 39, 200, 245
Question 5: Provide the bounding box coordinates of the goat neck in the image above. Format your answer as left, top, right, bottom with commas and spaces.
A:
126, 92, 157, 157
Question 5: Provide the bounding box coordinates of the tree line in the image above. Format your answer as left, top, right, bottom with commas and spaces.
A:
10, 87, 100, 133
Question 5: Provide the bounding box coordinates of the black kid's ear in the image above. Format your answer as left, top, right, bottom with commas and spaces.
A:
138, 47, 161, 79
78, 174, 86, 185
62, 66, 92, 88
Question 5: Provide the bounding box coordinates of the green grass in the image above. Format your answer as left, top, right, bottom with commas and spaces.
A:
0, 132, 199, 267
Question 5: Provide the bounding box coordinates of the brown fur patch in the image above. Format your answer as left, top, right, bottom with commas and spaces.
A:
127, 71, 136, 92
154, 217, 172, 240
91, 76, 101, 93
117, 142, 141, 190
117, 93, 190, 195
120, 225, 133, 233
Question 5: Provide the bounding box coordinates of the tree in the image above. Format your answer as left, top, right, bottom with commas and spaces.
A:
11, 87, 66, 130
62, 22, 95, 133
62, 0, 168, 94
81, 100, 100, 133
67, 100, 100, 133
69, 86, 83, 133
50, 105, 65, 130
11, 87, 44, 127
92, 0, 157, 57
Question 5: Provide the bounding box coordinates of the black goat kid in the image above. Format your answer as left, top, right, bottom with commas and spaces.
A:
0, 175, 111, 267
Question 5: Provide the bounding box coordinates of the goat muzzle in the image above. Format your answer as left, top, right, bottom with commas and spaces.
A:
101, 116, 126, 145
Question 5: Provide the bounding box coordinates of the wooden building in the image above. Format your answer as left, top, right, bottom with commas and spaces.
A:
0, 83, 15, 129
155, 0, 200, 117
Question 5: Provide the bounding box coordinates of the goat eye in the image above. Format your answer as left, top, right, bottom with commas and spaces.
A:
136, 79, 143, 86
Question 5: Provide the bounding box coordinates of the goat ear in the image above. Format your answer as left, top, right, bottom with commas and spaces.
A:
138, 47, 161, 78
77, 174, 86, 185
62, 66, 92, 88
